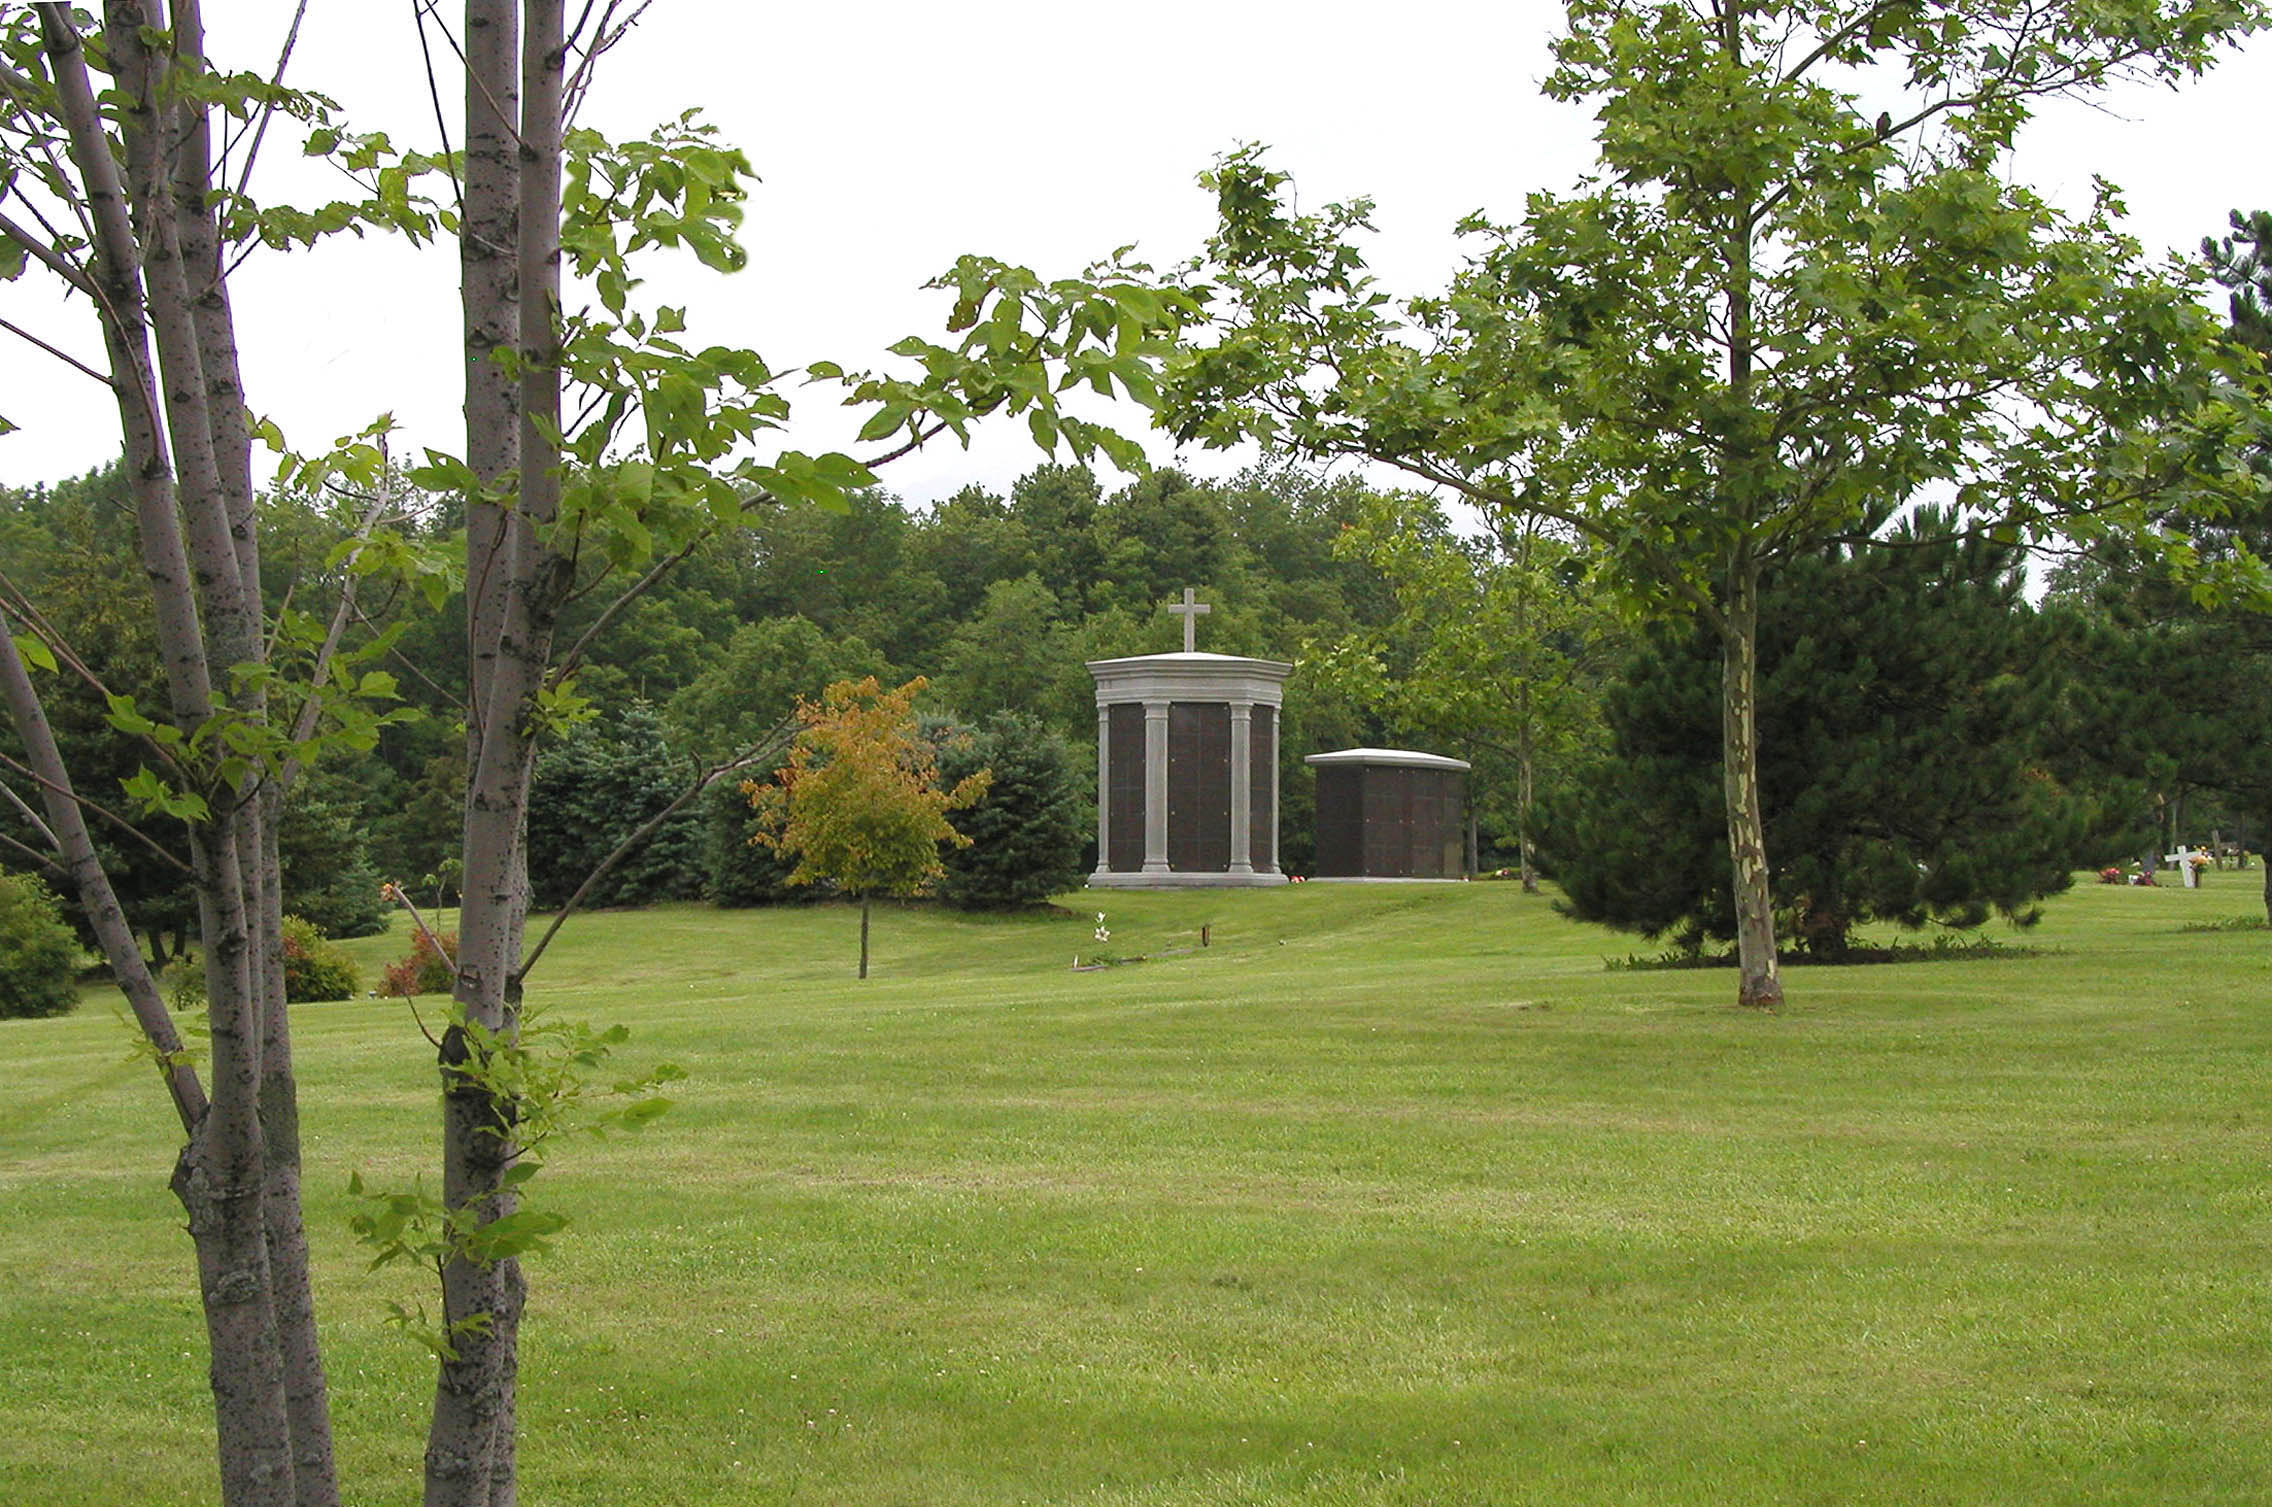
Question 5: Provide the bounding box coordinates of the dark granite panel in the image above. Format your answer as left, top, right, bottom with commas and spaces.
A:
1106, 702, 1146, 872
1167, 702, 1231, 871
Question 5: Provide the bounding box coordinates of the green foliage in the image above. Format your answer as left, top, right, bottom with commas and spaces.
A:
528, 703, 705, 910
663, 615, 891, 765
2204, 207, 2272, 358
1543, 511, 2091, 955
279, 915, 363, 1004
0, 868, 79, 1019
160, 954, 206, 1016
2037, 206, 2272, 917
347, 1002, 681, 1356
1304, 495, 1621, 877
277, 766, 389, 939
1167, 1, 2269, 989
701, 779, 817, 908
0, 464, 199, 966
932, 711, 1089, 909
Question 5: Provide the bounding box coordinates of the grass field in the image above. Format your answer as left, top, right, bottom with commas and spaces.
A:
3, 871, 2269, 1505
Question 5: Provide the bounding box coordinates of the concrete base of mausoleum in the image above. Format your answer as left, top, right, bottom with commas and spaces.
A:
1087, 869, 1290, 889
1301, 875, 1467, 884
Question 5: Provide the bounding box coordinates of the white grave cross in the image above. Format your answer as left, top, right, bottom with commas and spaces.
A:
1169, 587, 1211, 653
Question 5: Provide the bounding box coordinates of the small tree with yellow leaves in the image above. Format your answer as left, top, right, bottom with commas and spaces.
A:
747, 677, 990, 977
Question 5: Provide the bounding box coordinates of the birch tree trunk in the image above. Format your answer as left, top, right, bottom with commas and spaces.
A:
427, 4, 567, 1501
27, 7, 337, 1500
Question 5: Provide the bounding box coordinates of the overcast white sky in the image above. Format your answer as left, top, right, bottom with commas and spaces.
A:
4, 3, 2268, 506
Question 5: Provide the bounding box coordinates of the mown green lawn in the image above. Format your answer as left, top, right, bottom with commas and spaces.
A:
3, 871, 2268, 1505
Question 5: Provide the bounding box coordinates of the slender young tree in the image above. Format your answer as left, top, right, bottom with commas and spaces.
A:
1168, 0, 2265, 1006
748, 677, 989, 978
3, 4, 1183, 1498
0, 6, 372, 1502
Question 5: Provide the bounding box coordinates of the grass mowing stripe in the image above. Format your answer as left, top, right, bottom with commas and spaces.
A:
2, 871, 2268, 1503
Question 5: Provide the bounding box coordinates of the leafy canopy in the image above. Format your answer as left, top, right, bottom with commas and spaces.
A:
1167, 0, 2270, 620
749, 677, 989, 900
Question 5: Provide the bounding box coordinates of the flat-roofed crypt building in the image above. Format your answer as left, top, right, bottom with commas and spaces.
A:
1088, 590, 1291, 887
1305, 747, 1472, 880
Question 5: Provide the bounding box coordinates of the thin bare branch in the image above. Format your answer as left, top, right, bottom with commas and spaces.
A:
225, 0, 312, 212
0, 778, 63, 856
411, 0, 467, 213
278, 479, 397, 795
0, 745, 201, 880
0, 315, 119, 387
380, 878, 455, 966
0, 207, 101, 297
563, 0, 655, 128
0, 826, 71, 884
0, 568, 151, 715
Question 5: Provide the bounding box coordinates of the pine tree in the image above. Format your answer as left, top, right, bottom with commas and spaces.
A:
1546, 510, 2092, 957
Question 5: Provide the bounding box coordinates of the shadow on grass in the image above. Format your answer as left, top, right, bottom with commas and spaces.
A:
1606, 933, 2048, 971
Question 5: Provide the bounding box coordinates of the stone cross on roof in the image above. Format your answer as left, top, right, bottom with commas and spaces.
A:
1168, 587, 1210, 653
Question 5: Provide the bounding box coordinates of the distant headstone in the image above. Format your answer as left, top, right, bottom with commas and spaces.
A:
2168, 846, 2202, 888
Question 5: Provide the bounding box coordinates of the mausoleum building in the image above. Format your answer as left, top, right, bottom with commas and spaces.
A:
1306, 747, 1471, 881
1088, 592, 1290, 888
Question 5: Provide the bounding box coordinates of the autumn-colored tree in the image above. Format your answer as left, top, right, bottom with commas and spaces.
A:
748, 677, 988, 978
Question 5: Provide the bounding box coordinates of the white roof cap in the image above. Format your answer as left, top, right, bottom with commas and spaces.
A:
1305, 747, 1472, 771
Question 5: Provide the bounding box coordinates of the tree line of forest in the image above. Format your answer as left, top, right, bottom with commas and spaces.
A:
9, 435, 2268, 992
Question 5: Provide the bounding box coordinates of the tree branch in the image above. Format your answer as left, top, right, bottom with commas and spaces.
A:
545, 536, 700, 686
0, 746, 200, 879
277, 479, 398, 795
0, 315, 119, 388
563, 0, 655, 129
225, 0, 311, 212
0, 778, 63, 857
859, 415, 956, 471
0, 608, 206, 1131
512, 721, 794, 986
0, 826, 71, 885
0, 207, 101, 298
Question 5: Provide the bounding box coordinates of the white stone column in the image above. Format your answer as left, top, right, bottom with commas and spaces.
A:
1265, 719, 1280, 873
1143, 700, 1169, 873
1093, 705, 1111, 874
1228, 700, 1254, 874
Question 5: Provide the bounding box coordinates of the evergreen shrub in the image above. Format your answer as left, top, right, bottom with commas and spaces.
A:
0, 869, 80, 1019
528, 704, 705, 909
703, 779, 821, 906
933, 710, 1087, 908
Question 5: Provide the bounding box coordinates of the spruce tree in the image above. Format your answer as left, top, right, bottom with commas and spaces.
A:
933, 711, 1089, 909
526, 704, 706, 910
